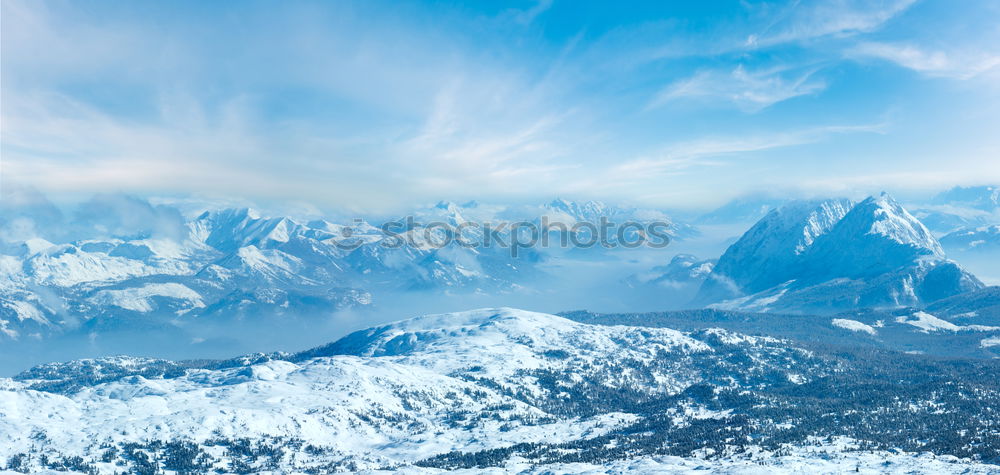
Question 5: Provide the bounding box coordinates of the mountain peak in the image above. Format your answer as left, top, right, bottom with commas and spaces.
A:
843, 193, 943, 257
697, 198, 853, 301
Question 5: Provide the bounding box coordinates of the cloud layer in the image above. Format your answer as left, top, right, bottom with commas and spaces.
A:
2, 0, 999, 212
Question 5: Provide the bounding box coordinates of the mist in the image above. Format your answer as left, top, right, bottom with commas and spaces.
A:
3, 188, 996, 376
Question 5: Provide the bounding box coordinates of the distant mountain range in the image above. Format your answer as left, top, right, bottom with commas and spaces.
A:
0, 194, 694, 343
4, 188, 998, 345
2, 187, 999, 362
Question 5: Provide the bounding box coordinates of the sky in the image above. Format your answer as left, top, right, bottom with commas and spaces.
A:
2, 0, 1000, 213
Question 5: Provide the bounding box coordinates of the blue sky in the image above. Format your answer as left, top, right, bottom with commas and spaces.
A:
2, 0, 999, 212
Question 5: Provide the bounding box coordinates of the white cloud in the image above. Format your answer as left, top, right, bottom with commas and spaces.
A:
394, 76, 586, 198
648, 65, 826, 112
0, 0, 591, 212
748, 0, 918, 47
609, 123, 887, 178
504, 0, 553, 25
850, 42, 1000, 79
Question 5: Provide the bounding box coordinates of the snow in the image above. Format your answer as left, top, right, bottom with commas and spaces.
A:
235, 245, 299, 274
702, 198, 853, 299
895, 312, 961, 332
893, 311, 1000, 334
0, 307, 995, 473
4, 357, 535, 461
865, 193, 944, 255
23, 238, 55, 255
92, 283, 205, 313
24, 248, 156, 287
981, 336, 1000, 348
940, 224, 1000, 251
0, 308, 719, 470
2, 301, 50, 325
431, 447, 1000, 474
831, 318, 877, 336
324, 308, 710, 380
0, 256, 21, 279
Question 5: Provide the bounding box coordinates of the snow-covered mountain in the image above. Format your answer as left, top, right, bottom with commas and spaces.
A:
0, 209, 373, 342
0, 205, 503, 343
696, 193, 983, 313
0, 195, 700, 345
3, 308, 998, 473
697, 198, 854, 302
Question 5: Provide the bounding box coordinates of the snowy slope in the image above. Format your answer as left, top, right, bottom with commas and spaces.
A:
541, 198, 699, 240
566, 304, 1000, 359
3, 307, 999, 473
0, 309, 722, 470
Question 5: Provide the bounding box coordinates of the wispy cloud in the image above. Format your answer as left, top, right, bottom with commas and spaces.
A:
0, 0, 590, 211
2, 0, 999, 210
850, 42, 1000, 79
396, 75, 586, 196
610, 123, 888, 177
648, 65, 827, 113
746, 0, 918, 47
504, 0, 554, 25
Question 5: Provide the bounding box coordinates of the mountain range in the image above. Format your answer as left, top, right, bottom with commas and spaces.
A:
2, 190, 997, 351
3, 188, 1000, 472
0, 194, 699, 346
